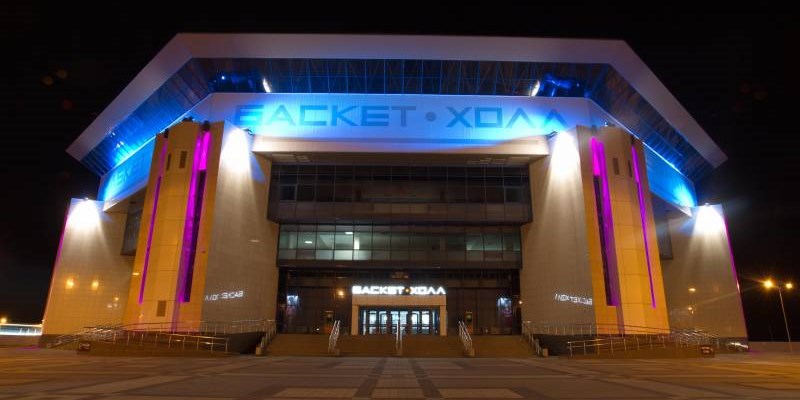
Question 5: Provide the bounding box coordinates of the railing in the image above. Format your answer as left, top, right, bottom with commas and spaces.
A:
328, 320, 341, 354
116, 330, 229, 353
48, 319, 277, 352
395, 324, 404, 355
458, 321, 473, 356
521, 322, 545, 356
523, 320, 727, 357
567, 335, 670, 357
0, 323, 43, 336
523, 321, 720, 343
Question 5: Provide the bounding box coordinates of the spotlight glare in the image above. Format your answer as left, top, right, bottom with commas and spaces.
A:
529, 80, 541, 96
68, 199, 100, 230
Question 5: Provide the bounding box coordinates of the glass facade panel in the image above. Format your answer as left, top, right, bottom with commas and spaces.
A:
268, 164, 531, 224
276, 224, 522, 267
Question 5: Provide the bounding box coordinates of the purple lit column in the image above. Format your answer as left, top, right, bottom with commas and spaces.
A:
631, 146, 657, 308
590, 137, 620, 306
138, 139, 168, 304
175, 131, 211, 303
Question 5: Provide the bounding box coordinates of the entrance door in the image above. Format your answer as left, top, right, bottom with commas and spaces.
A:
360, 307, 438, 335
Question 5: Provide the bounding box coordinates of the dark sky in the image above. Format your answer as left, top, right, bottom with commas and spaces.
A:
1, 5, 797, 341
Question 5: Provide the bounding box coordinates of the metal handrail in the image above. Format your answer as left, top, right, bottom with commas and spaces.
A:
565, 330, 721, 357
328, 320, 341, 354
395, 323, 404, 354
522, 321, 722, 342
49, 319, 276, 351
458, 321, 473, 354
521, 322, 545, 356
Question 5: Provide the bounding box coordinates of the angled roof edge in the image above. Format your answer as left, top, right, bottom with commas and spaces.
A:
67, 33, 726, 167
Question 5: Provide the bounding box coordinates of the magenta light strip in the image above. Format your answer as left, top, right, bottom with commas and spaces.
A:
590, 137, 620, 306
175, 131, 211, 303
198, 131, 211, 171
718, 206, 748, 330
138, 139, 168, 303
632, 146, 657, 308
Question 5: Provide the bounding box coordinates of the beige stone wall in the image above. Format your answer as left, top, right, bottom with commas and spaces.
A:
42, 199, 132, 335
593, 127, 669, 331
577, 126, 621, 331
123, 122, 211, 327
200, 123, 279, 323
520, 130, 596, 326
661, 205, 747, 338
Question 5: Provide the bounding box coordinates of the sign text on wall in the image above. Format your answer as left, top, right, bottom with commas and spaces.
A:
352, 285, 446, 296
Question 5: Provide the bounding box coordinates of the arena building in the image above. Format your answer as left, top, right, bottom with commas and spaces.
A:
41, 34, 747, 343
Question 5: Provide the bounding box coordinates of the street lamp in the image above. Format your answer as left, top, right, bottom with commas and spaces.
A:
763, 278, 794, 352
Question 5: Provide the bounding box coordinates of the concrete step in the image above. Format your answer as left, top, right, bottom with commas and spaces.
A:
403, 335, 464, 357
74, 341, 231, 357
265, 334, 330, 356
339, 335, 396, 357
472, 335, 535, 358
569, 344, 713, 359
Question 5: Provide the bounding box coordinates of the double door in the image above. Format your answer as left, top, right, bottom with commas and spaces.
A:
360, 307, 438, 335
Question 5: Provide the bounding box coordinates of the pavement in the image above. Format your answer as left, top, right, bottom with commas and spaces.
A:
1, 347, 799, 399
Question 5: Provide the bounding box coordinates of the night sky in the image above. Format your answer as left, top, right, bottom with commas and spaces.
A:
1, 5, 797, 341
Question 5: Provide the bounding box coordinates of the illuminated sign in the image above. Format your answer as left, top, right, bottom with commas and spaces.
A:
352, 285, 446, 296
98, 138, 155, 205
554, 293, 592, 306
204, 290, 245, 301
205, 93, 593, 146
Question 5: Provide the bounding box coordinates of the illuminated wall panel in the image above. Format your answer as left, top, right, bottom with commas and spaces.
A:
201, 123, 279, 322
520, 130, 596, 326
589, 128, 669, 332
42, 199, 132, 335
660, 204, 747, 338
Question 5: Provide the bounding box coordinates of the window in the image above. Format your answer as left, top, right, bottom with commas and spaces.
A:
179, 151, 187, 169
156, 300, 167, 317
297, 185, 315, 201
280, 185, 296, 201
612, 157, 620, 175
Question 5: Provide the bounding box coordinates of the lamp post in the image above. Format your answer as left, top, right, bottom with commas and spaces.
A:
763, 279, 794, 352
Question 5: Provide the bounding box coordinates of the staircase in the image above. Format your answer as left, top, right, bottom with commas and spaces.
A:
46, 320, 275, 356
522, 321, 736, 358
403, 335, 464, 357
339, 335, 396, 357
472, 335, 535, 358
265, 334, 330, 356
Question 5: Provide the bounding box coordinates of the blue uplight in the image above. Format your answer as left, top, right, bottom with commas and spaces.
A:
644, 146, 697, 208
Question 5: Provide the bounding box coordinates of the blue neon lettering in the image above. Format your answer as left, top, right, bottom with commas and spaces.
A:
267, 105, 296, 125
299, 105, 328, 126
447, 107, 472, 127
475, 107, 502, 128
361, 106, 390, 126
391, 106, 416, 127
506, 108, 535, 128
331, 105, 357, 126
235, 104, 264, 125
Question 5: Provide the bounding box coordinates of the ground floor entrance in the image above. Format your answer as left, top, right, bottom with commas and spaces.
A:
277, 268, 520, 335
359, 307, 439, 335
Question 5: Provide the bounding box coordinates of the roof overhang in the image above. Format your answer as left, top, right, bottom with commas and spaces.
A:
67, 33, 726, 168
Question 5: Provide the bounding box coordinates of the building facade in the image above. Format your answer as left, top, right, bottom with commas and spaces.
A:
41, 34, 747, 341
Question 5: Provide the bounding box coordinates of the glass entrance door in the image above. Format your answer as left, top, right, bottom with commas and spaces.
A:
360, 307, 438, 335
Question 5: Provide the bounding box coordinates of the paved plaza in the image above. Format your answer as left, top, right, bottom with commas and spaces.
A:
0, 348, 799, 399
